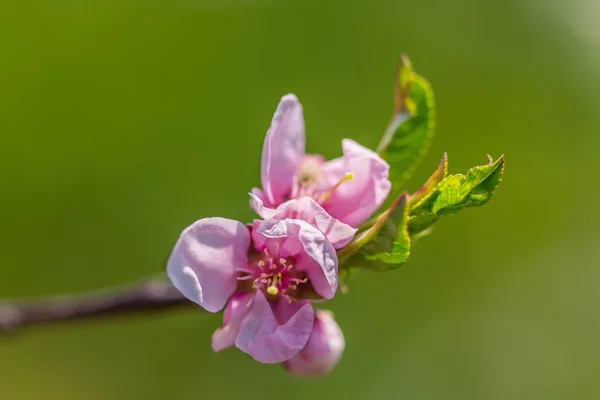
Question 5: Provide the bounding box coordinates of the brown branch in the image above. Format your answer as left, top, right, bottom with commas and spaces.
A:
0, 275, 196, 334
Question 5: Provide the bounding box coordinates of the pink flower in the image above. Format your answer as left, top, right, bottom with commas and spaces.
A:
166, 216, 345, 364
284, 310, 345, 376
250, 196, 357, 249
252, 94, 392, 226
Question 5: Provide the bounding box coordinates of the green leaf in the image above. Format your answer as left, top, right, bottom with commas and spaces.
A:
377, 54, 436, 193
339, 193, 411, 271
408, 155, 505, 235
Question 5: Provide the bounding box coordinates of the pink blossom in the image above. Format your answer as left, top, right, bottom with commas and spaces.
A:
250, 196, 357, 249
284, 310, 345, 376
252, 94, 392, 226
166, 216, 341, 364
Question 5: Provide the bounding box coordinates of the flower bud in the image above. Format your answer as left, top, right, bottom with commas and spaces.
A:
283, 310, 345, 376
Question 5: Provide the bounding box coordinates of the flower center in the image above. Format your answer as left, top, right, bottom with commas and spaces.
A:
290, 157, 354, 204
237, 248, 308, 303
297, 156, 322, 185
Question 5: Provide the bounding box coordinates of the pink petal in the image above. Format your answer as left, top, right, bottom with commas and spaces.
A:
256, 218, 338, 299
284, 310, 345, 376
235, 291, 314, 363
320, 139, 391, 226
261, 94, 306, 205
249, 192, 293, 220
295, 197, 357, 249
249, 219, 269, 250
340, 138, 372, 158
249, 194, 356, 249
166, 217, 250, 313
250, 187, 271, 208
211, 292, 254, 352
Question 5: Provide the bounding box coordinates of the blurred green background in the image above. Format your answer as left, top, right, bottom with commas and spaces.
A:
1, 0, 599, 399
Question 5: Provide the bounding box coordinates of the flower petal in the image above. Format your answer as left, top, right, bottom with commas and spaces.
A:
295, 197, 356, 249
283, 310, 345, 376
249, 192, 293, 220
261, 94, 306, 205
211, 292, 254, 352
340, 138, 372, 158
320, 139, 391, 226
235, 291, 314, 363
249, 187, 270, 208
166, 217, 250, 313
256, 218, 338, 299
250, 194, 356, 249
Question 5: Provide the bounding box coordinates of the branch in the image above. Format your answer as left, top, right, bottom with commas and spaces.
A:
0, 275, 195, 334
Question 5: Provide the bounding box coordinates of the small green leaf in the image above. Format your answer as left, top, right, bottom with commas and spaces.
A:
377, 54, 436, 193
408, 155, 505, 235
339, 193, 411, 271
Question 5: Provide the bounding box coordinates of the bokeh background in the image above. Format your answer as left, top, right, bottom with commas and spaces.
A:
1, 0, 599, 399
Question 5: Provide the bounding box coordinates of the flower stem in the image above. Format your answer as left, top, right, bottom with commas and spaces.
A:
0, 275, 195, 335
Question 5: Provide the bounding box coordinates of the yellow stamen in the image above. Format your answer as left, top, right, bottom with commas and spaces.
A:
266, 272, 280, 296
319, 172, 354, 202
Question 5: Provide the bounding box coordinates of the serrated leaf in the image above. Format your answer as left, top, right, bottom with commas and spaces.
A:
339, 193, 411, 271
377, 54, 436, 193
408, 155, 505, 234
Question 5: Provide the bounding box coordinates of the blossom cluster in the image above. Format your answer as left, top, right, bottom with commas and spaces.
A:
167, 94, 391, 375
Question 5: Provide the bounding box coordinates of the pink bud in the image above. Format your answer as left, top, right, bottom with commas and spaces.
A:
283, 310, 345, 376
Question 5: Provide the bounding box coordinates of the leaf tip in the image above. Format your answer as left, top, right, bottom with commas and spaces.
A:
394, 54, 414, 114
440, 152, 449, 176
491, 155, 506, 178
496, 154, 506, 183
399, 53, 412, 69
391, 191, 410, 210
487, 154, 505, 165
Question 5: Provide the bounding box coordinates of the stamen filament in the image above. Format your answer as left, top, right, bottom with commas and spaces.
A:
289, 277, 308, 284
238, 249, 309, 301
318, 172, 354, 202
